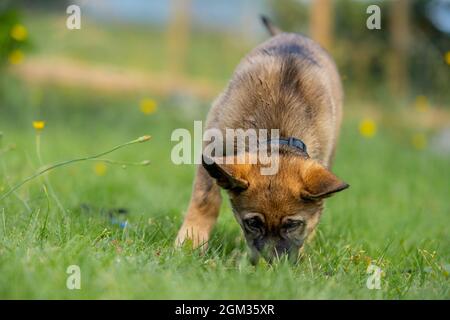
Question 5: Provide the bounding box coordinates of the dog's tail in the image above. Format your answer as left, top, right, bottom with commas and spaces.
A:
260, 15, 282, 36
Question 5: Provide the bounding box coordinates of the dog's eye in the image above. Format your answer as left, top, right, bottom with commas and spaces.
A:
244, 217, 264, 231
283, 219, 304, 230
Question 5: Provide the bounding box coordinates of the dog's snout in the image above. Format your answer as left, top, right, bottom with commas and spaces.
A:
253, 236, 291, 259
275, 243, 290, 255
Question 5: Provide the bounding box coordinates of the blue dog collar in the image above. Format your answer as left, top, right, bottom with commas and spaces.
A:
267, 137, 308, 156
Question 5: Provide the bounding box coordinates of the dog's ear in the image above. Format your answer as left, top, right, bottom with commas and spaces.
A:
300, 161, 349, 200
202, 155, 249, 191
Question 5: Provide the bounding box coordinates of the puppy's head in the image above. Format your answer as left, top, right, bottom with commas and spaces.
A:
202, 153, 348, 263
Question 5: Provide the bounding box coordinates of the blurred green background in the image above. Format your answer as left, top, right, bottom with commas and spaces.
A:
0, 0, 449, 299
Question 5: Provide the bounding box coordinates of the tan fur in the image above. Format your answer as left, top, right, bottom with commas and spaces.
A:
176, 28, 348, 259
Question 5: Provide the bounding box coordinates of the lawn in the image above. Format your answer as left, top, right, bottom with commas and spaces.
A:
0, 12, 448, 299
0, 79, 448, 299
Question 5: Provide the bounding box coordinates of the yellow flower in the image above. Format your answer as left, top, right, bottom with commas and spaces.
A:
8, 49, 24, 65
359, 118, 377, 138
411, 133, 427, 150
139, 98, 157, 115
94, 163, 107, 176
445, 51, 450, 66
32, 121, 45, 131
137, 135, 151, 143
414, 95, 429, 112
10, 24, 28, 41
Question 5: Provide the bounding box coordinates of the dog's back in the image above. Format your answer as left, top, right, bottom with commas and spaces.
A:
205, 27, 343, 168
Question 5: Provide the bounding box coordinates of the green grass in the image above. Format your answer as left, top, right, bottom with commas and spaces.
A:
0, 77, 448, 299
23, 11, 252, 84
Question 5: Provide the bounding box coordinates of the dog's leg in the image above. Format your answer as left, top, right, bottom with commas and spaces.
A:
175, 165, 222, 250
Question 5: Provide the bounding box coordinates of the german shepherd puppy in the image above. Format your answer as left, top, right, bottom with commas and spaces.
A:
176, 16, 349, 262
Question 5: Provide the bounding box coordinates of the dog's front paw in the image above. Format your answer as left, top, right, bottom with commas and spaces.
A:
175, 223, 210, 251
